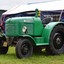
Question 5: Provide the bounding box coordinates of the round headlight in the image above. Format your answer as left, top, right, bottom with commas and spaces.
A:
22, 26, 27, 33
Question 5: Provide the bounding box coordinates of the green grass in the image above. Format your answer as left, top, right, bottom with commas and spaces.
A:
0, 47, 64, 64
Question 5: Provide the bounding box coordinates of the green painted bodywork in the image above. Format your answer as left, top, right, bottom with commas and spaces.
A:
42, 22, 63, 45
5, 17, 63, 46
5, 17, 43, 36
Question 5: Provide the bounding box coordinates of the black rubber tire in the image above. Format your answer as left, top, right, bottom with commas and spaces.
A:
16, 39, 33, 58
0, 46, 8, 54
0, 37, 8, 54
46, 25, 64, 55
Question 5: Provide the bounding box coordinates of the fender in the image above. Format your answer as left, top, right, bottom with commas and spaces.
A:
21, 35, 36, 45
42, 22, 64, 45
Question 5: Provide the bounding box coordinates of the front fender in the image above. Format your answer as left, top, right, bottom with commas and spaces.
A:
21, 35, 35, 45
42, 22, 64, 45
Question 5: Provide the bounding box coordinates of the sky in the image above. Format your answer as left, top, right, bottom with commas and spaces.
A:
0, 0, 57, 10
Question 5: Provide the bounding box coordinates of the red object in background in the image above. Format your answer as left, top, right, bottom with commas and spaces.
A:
0, 16, 5, 30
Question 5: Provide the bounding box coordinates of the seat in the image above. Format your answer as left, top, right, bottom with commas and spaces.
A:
42, 17, 53, 26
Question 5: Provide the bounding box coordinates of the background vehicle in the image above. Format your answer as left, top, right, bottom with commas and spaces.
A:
0, 10, 6, 30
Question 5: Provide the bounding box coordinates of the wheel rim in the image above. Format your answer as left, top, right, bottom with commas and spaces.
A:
21, 42, 30, 55
53, 33, 64, 49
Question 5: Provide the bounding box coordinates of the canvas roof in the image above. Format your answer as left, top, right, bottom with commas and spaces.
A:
3, 0, 64, 15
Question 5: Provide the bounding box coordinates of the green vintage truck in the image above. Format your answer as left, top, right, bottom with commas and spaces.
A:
1, 2, 64, 58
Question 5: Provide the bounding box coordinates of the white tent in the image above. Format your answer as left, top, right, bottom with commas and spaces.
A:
3, 0, 64, 15
0, 0, 53, 10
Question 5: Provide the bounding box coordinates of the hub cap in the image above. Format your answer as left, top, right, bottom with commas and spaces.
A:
53, 33, 64, 49
21, 43, 30, 55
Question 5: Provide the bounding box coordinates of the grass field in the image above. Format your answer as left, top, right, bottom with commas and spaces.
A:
0, 47, 64, 64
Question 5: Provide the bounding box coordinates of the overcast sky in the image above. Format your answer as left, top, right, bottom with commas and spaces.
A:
0, 0, 58, 10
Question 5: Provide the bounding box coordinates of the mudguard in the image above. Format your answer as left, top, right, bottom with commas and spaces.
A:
22, 35, 35, 45
42, 22, 64, 45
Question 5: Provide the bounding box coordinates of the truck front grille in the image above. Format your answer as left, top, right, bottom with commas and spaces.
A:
5, 24, 19, 36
